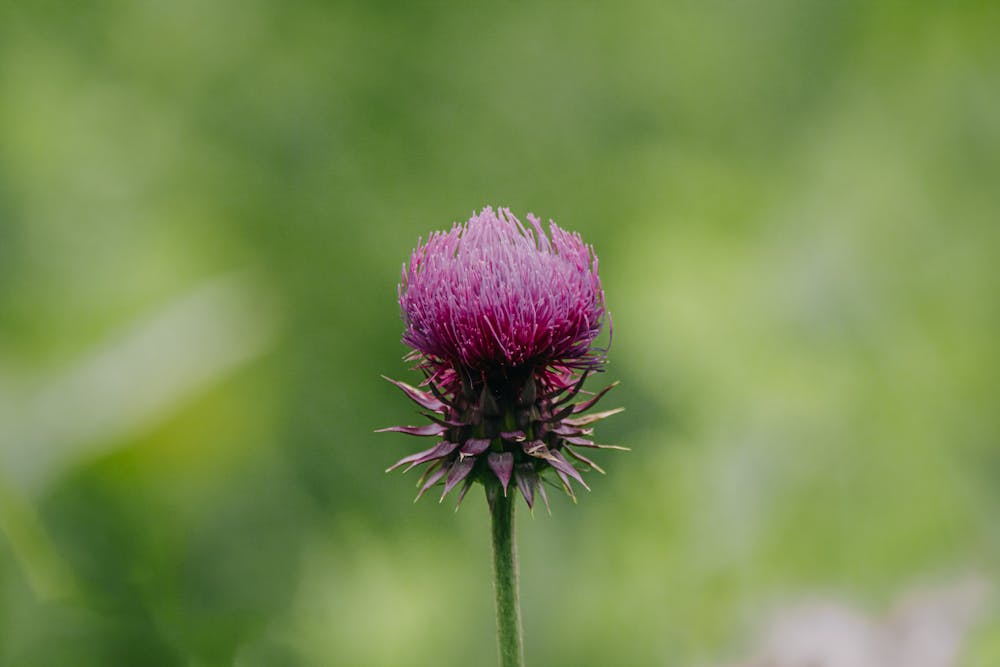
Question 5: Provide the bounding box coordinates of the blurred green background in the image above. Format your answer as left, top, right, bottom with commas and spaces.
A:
1, 1, 998, 665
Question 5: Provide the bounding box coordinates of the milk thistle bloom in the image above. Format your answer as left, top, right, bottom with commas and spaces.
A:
380, 206, 624, 510
379, 207, 623, 667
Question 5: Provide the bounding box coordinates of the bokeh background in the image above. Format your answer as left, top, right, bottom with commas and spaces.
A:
1, 2, 998, 665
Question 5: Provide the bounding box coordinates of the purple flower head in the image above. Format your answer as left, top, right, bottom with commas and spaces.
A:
400, 207, 606, 373
381, 207, 625, 510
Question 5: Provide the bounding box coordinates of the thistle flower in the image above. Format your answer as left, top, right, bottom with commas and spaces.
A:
380, 207, 624, 510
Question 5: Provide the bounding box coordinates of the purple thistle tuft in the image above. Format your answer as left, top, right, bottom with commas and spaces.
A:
380, 207, 625, 510
399, 207, 606, 371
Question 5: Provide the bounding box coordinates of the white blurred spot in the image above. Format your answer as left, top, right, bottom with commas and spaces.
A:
719, 575, 992, 667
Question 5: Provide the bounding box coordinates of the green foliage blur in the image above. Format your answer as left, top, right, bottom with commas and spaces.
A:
1, 2, 998, 665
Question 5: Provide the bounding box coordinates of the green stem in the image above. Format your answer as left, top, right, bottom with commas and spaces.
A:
490, 490, 524, 667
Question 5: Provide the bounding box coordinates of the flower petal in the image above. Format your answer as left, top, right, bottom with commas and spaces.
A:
415, 464, 448, 501
487, 452, 514, 495
404, 441, 459, 472
385, 440, 458, 473
521, 440, 557, 461
554, 469, 577, 502
537, 480, 551, 514
547, 450, 590, 491
460, 438, 491, 457
549, 372, 590, 405
440, 457, 475, 501
514, 464, 538, 510
564, 446, 606, 474
375, 423, 448, 437
382, 375, 447, 412
563, 407, 624, 427
454, 477, 475, 510
570, 381, 620, 414
562, 436, 630, 451
422, 413, 467, 427
549, 423, 591, 436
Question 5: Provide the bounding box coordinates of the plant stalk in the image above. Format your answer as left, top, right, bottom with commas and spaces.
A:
490, 489, 524, 667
